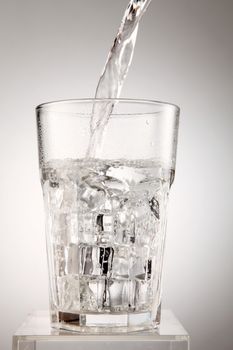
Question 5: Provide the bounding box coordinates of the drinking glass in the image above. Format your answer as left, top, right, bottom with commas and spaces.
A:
36, 98, 179, 332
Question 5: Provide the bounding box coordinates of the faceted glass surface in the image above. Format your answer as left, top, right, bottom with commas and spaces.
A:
36, 99, 179, 332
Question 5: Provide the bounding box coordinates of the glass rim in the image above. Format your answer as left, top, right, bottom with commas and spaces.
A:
36, 98, 180, 116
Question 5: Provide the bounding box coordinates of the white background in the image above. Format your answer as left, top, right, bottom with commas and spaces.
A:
0, 1, 233, 349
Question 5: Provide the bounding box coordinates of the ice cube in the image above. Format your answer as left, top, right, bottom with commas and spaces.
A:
96, 214, 104, 232
79, 245, 114, 277
107, 166, 146, 187
79, 183, 105, 211
53, 244, 66, 277
68, 213, 78, 243
134, 275, 152, 311
95, 213, 115, 244
66, 243, 79, 275
100, 197, 112, 211
103, 177, 126, 193
109, 279, 129, 311
52, 212, 78, 245
52, 213, 68, 245
112, 256, 129, 278
60, 181, 77, 213
114, 225, 127, 245
135, 210, 158, 246
80, 278, 98, 311
135, 199, 150, 219
114, 208, 136, 245
99, 246, 114, 277
78, 212, 95, 244
80, 245, 94, 276
130, 256, 145, 278
88, 278, 110, 310
111, 195, 121, 211
96, 214, 113, 233
57, 275, 80, 312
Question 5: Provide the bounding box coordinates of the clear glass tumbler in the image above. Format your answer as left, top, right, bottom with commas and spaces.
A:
36, 98, 179, 333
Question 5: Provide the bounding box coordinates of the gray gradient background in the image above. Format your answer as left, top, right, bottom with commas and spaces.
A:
0, 1, 233, 349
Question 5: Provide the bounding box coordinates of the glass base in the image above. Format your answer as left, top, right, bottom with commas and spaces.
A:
13, 309, 190, 350
52, 310, 159, 333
